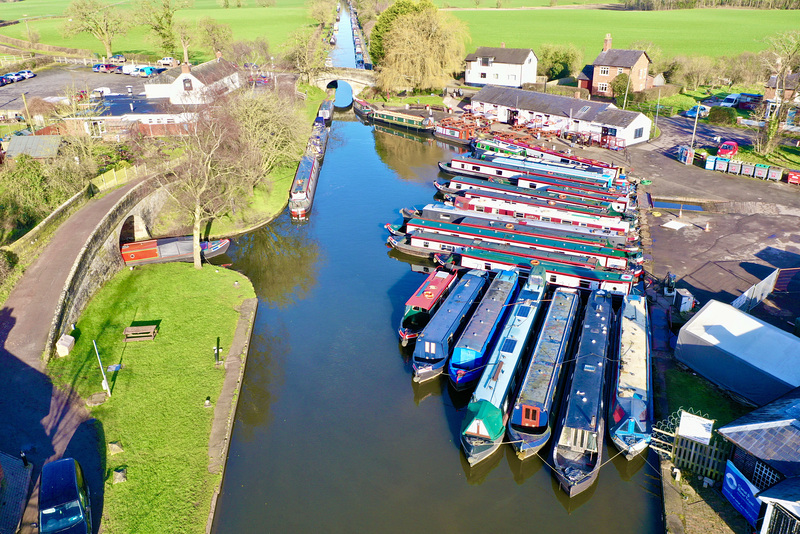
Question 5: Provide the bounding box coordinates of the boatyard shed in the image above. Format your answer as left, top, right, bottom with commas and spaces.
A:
4, 135, 62, 159
718, 388, 800, 533
470, 85, 652, 146
674, 300, 800, 406
465, 47, 538, 88
144, 58, 240, 105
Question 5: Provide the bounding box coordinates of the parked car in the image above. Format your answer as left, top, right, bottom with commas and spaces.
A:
0, 76, 7, 87
685, 105, 710, 119
110, 65, 124, 74
738, 93, 763, 111
717, 140, 739, 157
91, 63, 104, 72
138, 66, 163, 77
97, 64, 117, 73
17, 69, 35, 79
157, 57, 177, 66
121, 64, 140, 75
38, 458, 92, 534
4, 72, 23, 82
109, 54, 126, 63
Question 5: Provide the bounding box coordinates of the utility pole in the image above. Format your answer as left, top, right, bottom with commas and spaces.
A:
690, 98, 701, 149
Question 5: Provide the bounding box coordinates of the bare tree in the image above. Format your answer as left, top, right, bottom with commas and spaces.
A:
755, 30, 800, 155
134, 0, 193, 55
226, 39, 271, 68
62, 0, 127, 59
174, 19, 193, 64
197, 17, 233, 58
307, 0, 337, 26
283, 27, 328, 83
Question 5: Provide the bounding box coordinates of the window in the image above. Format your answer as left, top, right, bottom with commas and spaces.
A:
480, 57, 492, 67
496, 170, 502, 175
480, 72, 487, 79
617, 67, 623, 75
508, 74, 516, 81
549, 275, 557, 283
579, 280, 591, 289
183, 78, 193, 91
599, 66, 609, 76
493, 73, 499, 79
598, 82, 609, 93
484, 263, 491, 270
640, 68, 646, 80
88, 120, 106, 137
579, 105, 590, 114
472, 165, 480, 171
634, 127, 644, 139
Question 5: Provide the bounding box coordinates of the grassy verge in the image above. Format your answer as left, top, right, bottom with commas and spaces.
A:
48, 263, 255, 534
665, 366, 750, 427
728, 143, 800, 168
367, 94, 446, 107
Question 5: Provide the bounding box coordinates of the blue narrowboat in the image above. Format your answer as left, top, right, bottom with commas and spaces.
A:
317, 99, 334, 124
448, 269, 519, 390
461, 266, 547, 465
552, 290, 614, 497
412, 270, 489, 383
507, 287, 581, 459
608, 295, 652, 460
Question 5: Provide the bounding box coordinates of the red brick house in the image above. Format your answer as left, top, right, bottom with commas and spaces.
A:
577, 34, 651, 98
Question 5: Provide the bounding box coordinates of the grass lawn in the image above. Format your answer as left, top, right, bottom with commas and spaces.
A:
725, 143, 800, 168
48, 263, 255, 534
367, 94, 446, 107
665, 366, 750, 428
453, 9, 800, 59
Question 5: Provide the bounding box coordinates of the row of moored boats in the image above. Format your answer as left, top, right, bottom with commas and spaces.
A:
386, 126, 652, 498
288, 101, 334, 220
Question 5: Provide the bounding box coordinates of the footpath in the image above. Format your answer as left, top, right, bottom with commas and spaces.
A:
0, 179, 142, 533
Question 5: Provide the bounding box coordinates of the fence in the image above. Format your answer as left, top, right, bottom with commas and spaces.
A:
91, 164, 147, 193
0, 53, 34, 67
651, 408, 732, 481
53, 56, 160, 67
731, 268, 779, 311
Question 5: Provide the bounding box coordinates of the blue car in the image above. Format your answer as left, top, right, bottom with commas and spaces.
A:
38, 458, 92, 534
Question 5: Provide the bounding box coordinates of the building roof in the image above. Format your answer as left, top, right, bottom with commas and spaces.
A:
719, 387, 800, 478
465, 47, 535, 65
147, 58, 239, 86
471, 85, 644, 128
766, 72, 800, 90
5, 135, 62, 158
593, 49, 650, 68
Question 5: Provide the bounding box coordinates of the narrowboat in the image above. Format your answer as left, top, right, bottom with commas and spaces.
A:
433, 117, 484, 146
608, 294, 652, 460
412, 269, 489, 383
507, 287, 581, 459
398, 268, 459, 346
121, 236, 230, 265
288, 154, 320, 219
552, 289, 614, 497
400, 203, 637, 246
461, 266, 547, 465
448, 269, 519, 390
476, 137, 621, 174
437, 248, 635, 295
353, 98, 374, 118
371, 109, 435, 134
306, 118, 330, 161
318, 99, 334, 124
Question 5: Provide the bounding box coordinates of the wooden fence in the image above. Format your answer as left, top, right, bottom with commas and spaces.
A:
0, 54, 34, 67
91, 164, 144, 193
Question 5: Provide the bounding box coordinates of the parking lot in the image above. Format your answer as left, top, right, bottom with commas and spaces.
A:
0, 64, 149, 114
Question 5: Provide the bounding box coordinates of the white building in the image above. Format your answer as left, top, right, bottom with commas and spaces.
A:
465, 47, 537, 89
144, 58, 240, 105
470, 85, 652, 147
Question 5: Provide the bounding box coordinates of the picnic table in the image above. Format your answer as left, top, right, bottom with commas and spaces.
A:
123, 325, 158, 342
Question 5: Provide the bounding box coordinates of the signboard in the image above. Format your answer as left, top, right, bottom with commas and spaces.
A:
677, 411, 714, 446
722, 460, 762, 526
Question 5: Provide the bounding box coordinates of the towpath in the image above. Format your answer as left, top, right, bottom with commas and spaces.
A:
0, 178, 142, 533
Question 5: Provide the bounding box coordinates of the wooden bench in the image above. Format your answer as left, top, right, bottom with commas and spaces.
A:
123, 325, 158, 342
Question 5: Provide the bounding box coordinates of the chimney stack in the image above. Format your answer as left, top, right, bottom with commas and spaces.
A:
603, 33, 612, 52
501, 42, 505, 48
181, 63, 190, 74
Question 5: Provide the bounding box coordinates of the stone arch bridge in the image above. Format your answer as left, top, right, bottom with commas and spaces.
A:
311, 67, 376, 95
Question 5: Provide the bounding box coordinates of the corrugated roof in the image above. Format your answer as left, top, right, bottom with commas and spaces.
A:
147, 58, 238, 86
719, 387, 800, 478
465, 47, 534, 65
592, 49, 649, 68
471, 85, 644, 128
5, 135, 62, 158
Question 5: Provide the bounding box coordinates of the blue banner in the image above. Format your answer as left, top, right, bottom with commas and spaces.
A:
722, 460, 762, 526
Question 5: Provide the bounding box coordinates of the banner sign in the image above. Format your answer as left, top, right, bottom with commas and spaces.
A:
722, 460, 761, 526
677, 411, 714, 445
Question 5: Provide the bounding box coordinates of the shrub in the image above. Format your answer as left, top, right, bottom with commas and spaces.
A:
707, 106, 737, 125
634, 84, 682, 102
521, 83, 590, 99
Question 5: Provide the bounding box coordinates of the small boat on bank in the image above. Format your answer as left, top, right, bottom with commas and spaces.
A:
461, 266, 547, 465
398, 268, 459, 346
371, 108, 435, 134
552, 289, 614, 498
507, 287, 581, 459
608, 294, 652, 460
448, 269, 518, 390
412, 269, 489, 383
288, 154, 320, 219
121, 236, 230, 265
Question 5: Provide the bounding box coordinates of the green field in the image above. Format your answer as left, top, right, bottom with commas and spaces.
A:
453, 8, 800, 58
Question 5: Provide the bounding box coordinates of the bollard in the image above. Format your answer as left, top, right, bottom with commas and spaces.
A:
705, 222, 710, 232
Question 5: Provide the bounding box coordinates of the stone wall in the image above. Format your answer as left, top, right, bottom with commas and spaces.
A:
45, 178, 173, 359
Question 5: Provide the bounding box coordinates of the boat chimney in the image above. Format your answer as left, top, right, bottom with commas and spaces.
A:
603, 33, 612, 52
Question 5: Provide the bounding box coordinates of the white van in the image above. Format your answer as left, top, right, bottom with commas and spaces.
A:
720, 93, 741, 107
121, 64, 140, 75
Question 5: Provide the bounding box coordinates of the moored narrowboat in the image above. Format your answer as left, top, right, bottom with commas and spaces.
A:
508, 287, 581, 459
371, 109, 435, 134
552, 289, 614, 497
608, 294, 652, 460
318, 99, 334, 124
121, 236, 230, 265
461, 265, 547, 465
398, 268, 459, 346
412, 269, 489, 383
353, 98, 374, 118
288, 154, 320, 219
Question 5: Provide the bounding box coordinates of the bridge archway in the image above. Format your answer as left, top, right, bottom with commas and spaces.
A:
312, 67, 376, 97
119, 214, 150, 245
327, 80, 354, 108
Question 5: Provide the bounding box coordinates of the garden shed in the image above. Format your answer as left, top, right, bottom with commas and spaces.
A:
674, 300, 800, 406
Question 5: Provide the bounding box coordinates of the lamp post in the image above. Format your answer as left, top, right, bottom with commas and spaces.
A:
690, 100, 701, 149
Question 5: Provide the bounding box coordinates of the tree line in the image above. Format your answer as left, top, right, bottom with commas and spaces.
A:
622, 0, 800, 9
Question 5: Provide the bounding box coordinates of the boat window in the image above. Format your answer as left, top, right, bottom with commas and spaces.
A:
579, 280, 590, 289
423, 242, 429, 248
549, 275, 557, 283
496, 171, 502, 175
542, 217, 550, 222
472, 166, 480, 171
584, 364, 597, 372
484, 263, 491, 270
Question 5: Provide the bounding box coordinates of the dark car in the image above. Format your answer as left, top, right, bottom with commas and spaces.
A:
38, 458, 92, 534
109, 54, 126, 63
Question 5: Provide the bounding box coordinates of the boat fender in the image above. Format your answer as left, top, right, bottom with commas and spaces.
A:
530, 260, 540, 266
505, 223, 514, 230
548, 200, 556, 206
423, 291, 435, 299
558, 194, 566, 199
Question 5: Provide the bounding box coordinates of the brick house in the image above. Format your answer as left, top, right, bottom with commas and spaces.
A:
765, 72, 800, 103
577, 34, 651, 98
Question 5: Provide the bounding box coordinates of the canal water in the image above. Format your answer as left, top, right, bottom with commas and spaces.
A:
210, 115, 665, 532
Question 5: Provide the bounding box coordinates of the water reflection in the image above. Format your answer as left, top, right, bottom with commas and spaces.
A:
372, 127, 448, 183
461, 444, 505, 485
230, 216, 322, 308
552, 473, 599, 513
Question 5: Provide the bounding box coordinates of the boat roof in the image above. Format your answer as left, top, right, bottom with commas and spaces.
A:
484, 152, 614, 179
458, 188, 621, 218
515, 287, 581, 410
564, 290, 614, 433
416, 270, 488, 344
121, 239, 158, 252
408, 218, 627, 259
405, 269, 458, 310
458, 184, 614, 214
453, 153, 614, 187
472, 269, 547, 408
449, 175, 617, 209
616, 295, 650, 400
291, 156, 317, 194
452, 270, 518, 360
480, 137, 619, 170
374, 109, 427, 122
